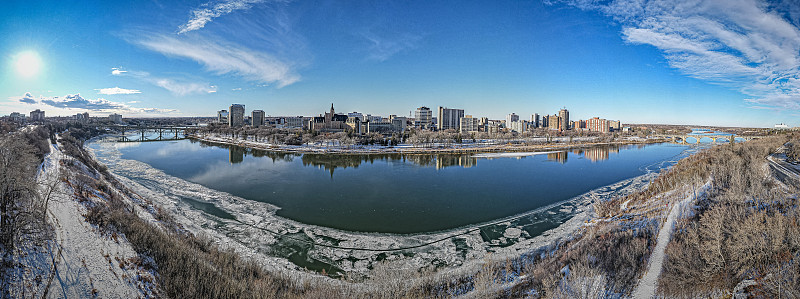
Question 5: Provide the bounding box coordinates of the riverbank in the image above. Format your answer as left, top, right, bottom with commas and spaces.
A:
187, 133, 662, 155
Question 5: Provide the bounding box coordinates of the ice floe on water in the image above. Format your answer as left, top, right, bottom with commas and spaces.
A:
87, 137, 698, 279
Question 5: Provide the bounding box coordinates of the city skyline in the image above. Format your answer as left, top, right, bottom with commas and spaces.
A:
2, 0, 800, 127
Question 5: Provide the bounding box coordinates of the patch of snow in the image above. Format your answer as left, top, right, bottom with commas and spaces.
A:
503, 228, 522, 239
620, 198, 632, 211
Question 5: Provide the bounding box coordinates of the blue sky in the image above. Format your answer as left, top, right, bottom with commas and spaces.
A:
1, 0, 799, 127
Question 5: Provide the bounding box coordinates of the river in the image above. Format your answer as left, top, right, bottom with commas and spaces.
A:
87, 138, 692, 276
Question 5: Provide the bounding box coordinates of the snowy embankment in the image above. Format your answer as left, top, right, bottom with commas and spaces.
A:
39, 142, 155, 298
631, 181, 711, 298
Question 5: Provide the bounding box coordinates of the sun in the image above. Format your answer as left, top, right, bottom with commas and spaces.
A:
15, 51, 42, 78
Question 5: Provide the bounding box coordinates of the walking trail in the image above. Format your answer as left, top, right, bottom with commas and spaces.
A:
631, 183, 708, 299
41, 143, 148, 298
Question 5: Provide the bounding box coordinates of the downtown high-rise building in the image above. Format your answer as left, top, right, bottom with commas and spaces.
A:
531, 113, 540, 128
415, 106, 432, 129
559, 108, 569, 131
229, 104, 245, 127
251, 110, 265, 127
437, 106, 464, 131
506, 113, 519, 127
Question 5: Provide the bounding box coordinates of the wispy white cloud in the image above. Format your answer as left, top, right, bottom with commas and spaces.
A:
23, 93, 177, 114
134, 34, 300, 87
153, 79, 217, 96
360, 31, 422, 62
95, 87, 142, 95
552, 0, 800, 110
111, 67, 127, 75
178, 0, 279, 34
110, 67, 218, 95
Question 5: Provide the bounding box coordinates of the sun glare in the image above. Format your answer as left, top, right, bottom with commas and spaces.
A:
15, 51, 42, 78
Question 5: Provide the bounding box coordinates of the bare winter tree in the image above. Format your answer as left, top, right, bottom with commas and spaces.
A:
0, 135, 41, 253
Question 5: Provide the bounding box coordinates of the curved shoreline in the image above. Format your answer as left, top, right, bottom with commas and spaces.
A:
186, 133, 664, 155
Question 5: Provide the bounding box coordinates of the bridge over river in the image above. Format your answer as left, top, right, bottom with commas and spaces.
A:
654, 129, 758, 144
100, 125, 199, 142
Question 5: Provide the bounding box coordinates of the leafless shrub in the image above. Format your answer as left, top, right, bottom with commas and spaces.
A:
552, 261, 609, 299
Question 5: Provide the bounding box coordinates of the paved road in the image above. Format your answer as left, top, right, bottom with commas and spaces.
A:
767, 154, 800, 188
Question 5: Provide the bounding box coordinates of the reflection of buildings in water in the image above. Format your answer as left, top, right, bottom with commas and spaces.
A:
300, 153, 477, 173
547, 151, 568, 164
584, 147, 610, 162
250, 150, 299, 163
435, 155, 477, 169
571, 146, 622, 162
301, 154, 366, 177
403, 154, 436, 168
229, 147, 245, 164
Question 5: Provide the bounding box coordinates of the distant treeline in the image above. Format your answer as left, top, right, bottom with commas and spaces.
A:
195, 122, 621, 147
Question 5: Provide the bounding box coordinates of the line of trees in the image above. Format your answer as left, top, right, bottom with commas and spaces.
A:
195, 123, 623, 148
0, 124, 55, 261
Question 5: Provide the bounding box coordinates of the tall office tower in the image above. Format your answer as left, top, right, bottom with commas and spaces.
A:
251, 110, 265, 127
415, 106, 432, 129
559, 108, 569, 131
531, 113, 540, 128
437, 106, 464, 131
229, 104, 245, 127
506, 113, 519, 128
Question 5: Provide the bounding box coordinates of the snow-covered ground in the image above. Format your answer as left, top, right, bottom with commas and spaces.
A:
39, 143, 156, 298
